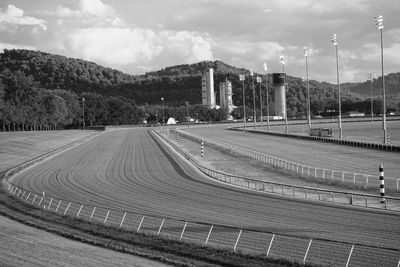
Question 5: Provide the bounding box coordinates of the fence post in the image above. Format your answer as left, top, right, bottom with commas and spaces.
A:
201, 140, 204, 158
205, 225, 213, 244
104, 210, 110, 224
379, 164, 385, 203
48, 198, 53, 210
137, 216, 145, 232
32, 194, 37, 204
76, 204, 83, 217
266, 234, 275, 258
345, 245, 355, 267
119, 212, 127, 228
233, 229, 242, 252
303, 239, 313, 265
55, 200, 61, 213
157, 219, 165, 235
89, 207, 96, 221
63, 202, 71, 215
176, 132, 179, 143
180, 222, 188, 241
38, 192, 45, 206
25, 192, 31, 201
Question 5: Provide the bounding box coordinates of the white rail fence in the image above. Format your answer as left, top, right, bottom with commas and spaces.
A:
159, 130, 400, 212
1, 129, 399, 267
175, 129, 400, 192
2, 178, 399, 267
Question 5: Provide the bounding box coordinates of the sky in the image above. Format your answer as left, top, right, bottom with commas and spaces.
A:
0, 0, 399, 83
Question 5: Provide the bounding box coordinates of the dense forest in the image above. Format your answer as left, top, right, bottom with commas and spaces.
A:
0, 49, 399, 130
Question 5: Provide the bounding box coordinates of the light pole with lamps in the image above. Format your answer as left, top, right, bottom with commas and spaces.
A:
82, 97, 85, 131
161, 97, 165, 126
185, 101, 189, 128
303, 47, 311, 131
239, 74, 246, 131
263, 63, 270, 131
375, 15, 387, 144
280, 56, 288, 134
367, 74, 374, 122
257, 76, 263, 127
250, 69, 256, 129
331, 34, 343, 139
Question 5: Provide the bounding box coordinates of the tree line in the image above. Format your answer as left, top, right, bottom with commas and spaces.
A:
0, 49, 398, 131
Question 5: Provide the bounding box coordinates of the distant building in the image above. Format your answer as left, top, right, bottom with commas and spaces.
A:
201, 68, 216, 108
272, 73, 286, 118
219, 79, 234, 116
344, 111, 365, 117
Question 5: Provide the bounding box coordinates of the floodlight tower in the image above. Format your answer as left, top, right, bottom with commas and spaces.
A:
239, 74, 246, 131
263, 63, 270, 131
280, 56, 288, 134
257, 76, 263, 127
331, 34, 342, 139
250, 69, 256, 129
375, 15, 387, 144
303, 47, 311, 131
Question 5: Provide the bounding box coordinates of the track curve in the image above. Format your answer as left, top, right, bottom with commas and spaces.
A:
12, 128, 400, 251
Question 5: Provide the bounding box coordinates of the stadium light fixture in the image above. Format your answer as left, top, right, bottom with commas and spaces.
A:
375, 15, 387, 144
263, 63, 270, 131
303, 47, 311, 131
331, 34, 343, 139
239, 74, 246, 131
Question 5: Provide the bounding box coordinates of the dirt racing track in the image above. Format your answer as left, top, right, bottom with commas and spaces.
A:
9, 127, 400, 266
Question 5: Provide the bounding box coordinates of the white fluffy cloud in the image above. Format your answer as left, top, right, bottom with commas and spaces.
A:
65, 27, 213, 69
40, 0, 115, 18
0, 4, 46, 30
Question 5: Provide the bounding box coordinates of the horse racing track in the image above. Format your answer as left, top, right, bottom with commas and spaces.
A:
4, 127, 400, 266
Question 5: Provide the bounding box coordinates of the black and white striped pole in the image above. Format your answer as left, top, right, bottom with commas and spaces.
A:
379, 163, 385, 203
201, 140, 204, 158
176, 132, 179, 143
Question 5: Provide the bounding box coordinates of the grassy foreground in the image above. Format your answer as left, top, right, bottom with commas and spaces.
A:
0, 186, 311, 267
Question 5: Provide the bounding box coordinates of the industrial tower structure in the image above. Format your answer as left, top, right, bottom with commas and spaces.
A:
272, 73, 286, 119
219, 79, 234, 115
201, 68, 216, 108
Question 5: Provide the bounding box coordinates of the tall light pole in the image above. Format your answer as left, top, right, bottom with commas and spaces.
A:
161, 97, 165, 126
82, 97, 85, 131
185, 101, 189, 128
239, 74, 246, 131
280, 56, 288, 134
331, 34, 342, 139
263, 63, 270, 131
250, 69, 256, 129
303, 47, 311, 131
375, 15, 387, 144
257, 76, 263, 127
367, 74, 374, 122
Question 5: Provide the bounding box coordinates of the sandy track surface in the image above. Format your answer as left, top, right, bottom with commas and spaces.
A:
1, 130, 171, 267
0, 215, 169, 267
11, 128, 400, 253
185, 126, 400, 179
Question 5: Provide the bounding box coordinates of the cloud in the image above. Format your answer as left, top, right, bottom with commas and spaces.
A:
66, 28, 162, 65
0, 4, 46, 30
160, 31, 214, 62
39, 0, 115, 19
0, 42, 37, 52
64, 27, 213, 69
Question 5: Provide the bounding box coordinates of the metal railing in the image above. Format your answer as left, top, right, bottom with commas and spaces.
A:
2, 177, 400, 267
175, 129, 400, 192
1, 129, 399, 267
158, 130, 400, 212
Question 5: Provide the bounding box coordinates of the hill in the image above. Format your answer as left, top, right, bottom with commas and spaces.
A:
342, 73, 400, 97
1, 49, 399, 130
